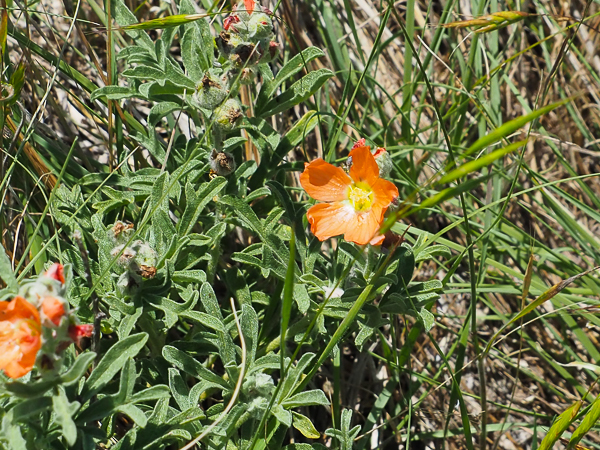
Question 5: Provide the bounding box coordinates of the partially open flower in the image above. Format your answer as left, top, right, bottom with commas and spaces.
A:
0, 296, 42, 379
68, 324, 94, 347
44, 263, 65, 285
300, 145, 399, 245
40, 297, 66, 327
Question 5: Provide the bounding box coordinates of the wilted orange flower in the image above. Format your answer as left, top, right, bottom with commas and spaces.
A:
0, 296, 42, 379
300, 145, 399, 245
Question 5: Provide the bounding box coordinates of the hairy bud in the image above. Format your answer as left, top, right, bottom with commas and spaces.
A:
213, 99, 243, 131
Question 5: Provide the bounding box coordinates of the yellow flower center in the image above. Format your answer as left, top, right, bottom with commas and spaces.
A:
348, 183, 374, 212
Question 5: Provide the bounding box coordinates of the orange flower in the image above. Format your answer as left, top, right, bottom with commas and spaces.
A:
300, 145, 399, 245
0, 296, 42, 379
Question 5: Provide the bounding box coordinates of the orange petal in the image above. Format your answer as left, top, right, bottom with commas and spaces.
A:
0, 321, 40, 379
306, 202, 355, 241
41, 297, 66, 326
4, 359, 33, 379
300, 159, 352, 202
0, 343, 21, 372
343, 209, 384, 246
0, 296, 40, 323
244, 0, 255, 14
348, 145, 379, 185
371, 177, 399, 209
369, 234, 386, 246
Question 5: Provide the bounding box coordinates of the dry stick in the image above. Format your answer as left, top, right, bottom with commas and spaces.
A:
180, 297, 247, 450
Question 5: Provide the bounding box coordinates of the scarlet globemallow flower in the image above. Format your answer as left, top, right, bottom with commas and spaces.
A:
0, 296, 42, 379
300, 145, 399, 245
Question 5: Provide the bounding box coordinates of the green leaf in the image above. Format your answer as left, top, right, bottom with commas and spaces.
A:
415, 244, 451, 263
162, 346, 230, 389
220, 195, 264, 235
4, 378, 60, 398
463, 98, 571, 158
257, 69, 334, 118
60, 352, 97, 385
111, 0, 154, 49
0, 245, 18, 294
395, 244, 415, 287
241, 304, 259, 365
418, 307, 435, 332
439, 139, 526, 184
116, 404, 148, 427
282, 390, 329, 409
179, 177, 227, 235
256, 47, 326, 109
148, 101, 182, 127
570, 395, 600, 448
53, 389, 79, 446
180, 310, 224, 332
83, 333, 148, 400
6, 397, 52, 421
179, 0, 213, 72
120, 12, 208, 30
271, 404, 293, 427
292, 411, 321, 439
281, 229, 295, 364
538, 401, 582, 450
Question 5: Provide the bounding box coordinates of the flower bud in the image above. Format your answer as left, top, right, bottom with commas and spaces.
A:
112, 221, 135, 243
194, 71, 229, 110
210, 149, 237, 177
247, 12, 273, 39
44, 263, 65, 285
213, 99, 243, 131
40, 296, 67, 327
223, 14, 240, 31
111, 244, 137, 267
373, 147, 394, 178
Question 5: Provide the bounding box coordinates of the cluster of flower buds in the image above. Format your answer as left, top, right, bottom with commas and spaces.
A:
0, 263, 93, 379
216, 0, 279, 68
109, 222, 158, 296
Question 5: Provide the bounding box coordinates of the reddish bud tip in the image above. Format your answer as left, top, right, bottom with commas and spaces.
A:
223, 15, 240, 30
68, 324, 94, 343
351, 138, 367, 150
373, 147, 387, 158
44, 263, 65, 284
